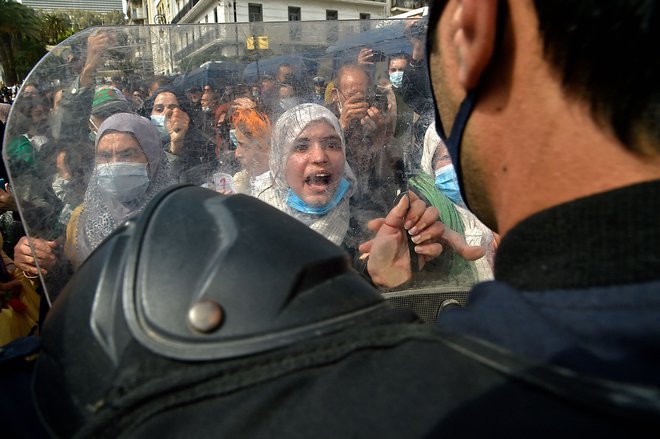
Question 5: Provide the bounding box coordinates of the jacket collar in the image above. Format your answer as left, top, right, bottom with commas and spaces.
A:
494, 180, 660, 291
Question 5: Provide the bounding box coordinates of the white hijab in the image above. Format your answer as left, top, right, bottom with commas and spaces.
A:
259, 103, 356, 246
421, 121, 445, 177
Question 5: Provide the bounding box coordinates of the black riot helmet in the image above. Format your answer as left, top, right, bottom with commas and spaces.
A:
33, 186, 386, 437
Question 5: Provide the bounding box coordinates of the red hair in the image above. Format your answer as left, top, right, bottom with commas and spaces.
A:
231, 108, 271, 143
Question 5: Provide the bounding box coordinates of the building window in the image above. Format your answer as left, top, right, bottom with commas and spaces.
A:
214, 7, 218, 23
327, 10, 339, 42
359, 13, 372, 32
288, 7, 301, 21
288, 7, 301, 40
248, 3, 263, 22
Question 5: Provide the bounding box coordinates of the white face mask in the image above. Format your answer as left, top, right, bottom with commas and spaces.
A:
96, 162, 150, 202
150, 115, 170, 142
51, 175, 70, 201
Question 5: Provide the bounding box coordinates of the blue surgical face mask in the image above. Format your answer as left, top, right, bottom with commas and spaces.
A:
96, 162, 150, 203
287, 177, 350, 216
389, 71, 404, 88
434, 164, 463, 205
150, 115, 170, 143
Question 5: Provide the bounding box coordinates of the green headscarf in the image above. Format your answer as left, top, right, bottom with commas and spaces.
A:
6, 135, 35, 168
409, 173, 477, 284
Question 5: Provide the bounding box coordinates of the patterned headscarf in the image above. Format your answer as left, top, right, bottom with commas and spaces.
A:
91, 86, 132, 118
0, 103, 10, 125
259, 103, 356, 246
71, 113, 174, 268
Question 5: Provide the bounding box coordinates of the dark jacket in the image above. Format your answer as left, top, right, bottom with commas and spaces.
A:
48, 182, 660, 437
438, 180, 660, 387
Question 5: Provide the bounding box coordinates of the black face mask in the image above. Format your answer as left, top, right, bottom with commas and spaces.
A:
432, 91, 477, 210
425, 0, 503, 211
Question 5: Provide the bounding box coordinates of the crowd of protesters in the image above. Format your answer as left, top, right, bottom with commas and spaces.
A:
0, 24, 495, 344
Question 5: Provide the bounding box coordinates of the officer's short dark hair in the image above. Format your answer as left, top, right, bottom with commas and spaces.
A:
427, 0, 660, 154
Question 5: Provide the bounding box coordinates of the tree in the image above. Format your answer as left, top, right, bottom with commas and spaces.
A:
0, 0, 45, 85
39, 9, 128, 47
0, 4, 128, 85
66, 9, 127, 33
39, 11, 74, 46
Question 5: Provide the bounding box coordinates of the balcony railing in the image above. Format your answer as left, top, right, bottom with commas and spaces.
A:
172, 0, 201, 24
173, 26, 223, 60
392, 0, 426, 8
130, 7, 146, 20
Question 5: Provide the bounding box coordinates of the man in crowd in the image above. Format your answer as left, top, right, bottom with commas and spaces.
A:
260, 75, 276, 96
200, 89, 218, 116
386, 52, 421, 170
185, 86, 203, 121
330, 63, 403, 231
147, 76, 172, 97
196, 89, 219, 142
387, 53, 408, 92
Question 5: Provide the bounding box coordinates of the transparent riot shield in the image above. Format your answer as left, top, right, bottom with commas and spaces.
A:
2, 19, 494, 320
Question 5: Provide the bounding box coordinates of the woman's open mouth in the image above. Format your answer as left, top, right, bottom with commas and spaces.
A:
304, 173, 333, 192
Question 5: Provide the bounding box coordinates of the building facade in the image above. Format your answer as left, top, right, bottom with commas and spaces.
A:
124, 0, 391, 75
164, 1, 389, 25
126, 0, 152, 26
123, 0, 428, 75
127, 1, 429, 26
18, 0, 123, 13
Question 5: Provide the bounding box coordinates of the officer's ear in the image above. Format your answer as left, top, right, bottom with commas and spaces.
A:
453, 0, 498, 90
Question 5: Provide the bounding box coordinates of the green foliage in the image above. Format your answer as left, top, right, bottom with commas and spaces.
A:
39, 9, 128, 46
0, 0, 45, 85
38, 11, 74, 45
65, 9, 127, 33
15, 37, 47, 80
0, 3, 128, 84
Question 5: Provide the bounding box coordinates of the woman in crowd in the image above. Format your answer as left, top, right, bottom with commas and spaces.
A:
230, 105, 272, 196
258, 103, 356, 246
64, 113, 174, 269
411, 122, 495, 282
260, 103, 455, 288
147, 87, 216, 185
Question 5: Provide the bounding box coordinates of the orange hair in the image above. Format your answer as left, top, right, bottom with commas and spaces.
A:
231, 108, 271, 143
